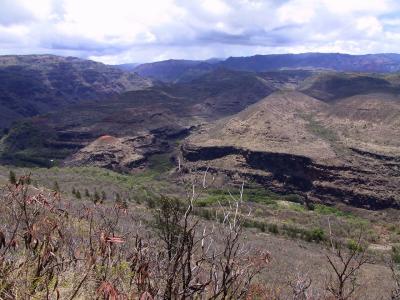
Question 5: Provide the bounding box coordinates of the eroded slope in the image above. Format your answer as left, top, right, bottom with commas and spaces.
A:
182, 91, 400, 208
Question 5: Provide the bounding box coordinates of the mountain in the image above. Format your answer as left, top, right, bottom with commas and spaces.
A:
114, 63, 140, 72
181, 84, 400, 209
299, 72, 398, 101
0, 68, 281, 167
0, 55, 152, 128
1, 54, 400, 209
132, 53, 400, 83
220, 53, 400, 73
133, 59, 218, 82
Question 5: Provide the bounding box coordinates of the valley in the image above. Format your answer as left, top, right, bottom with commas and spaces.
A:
0, 53, 400, 298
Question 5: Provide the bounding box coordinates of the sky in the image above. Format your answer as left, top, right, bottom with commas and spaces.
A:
1, 0, 400, 64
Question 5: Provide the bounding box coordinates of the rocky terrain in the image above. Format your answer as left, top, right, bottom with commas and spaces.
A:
0, 55, 152, 128
182, 89, 400, 209
0, 54, 399, 209
0, 68, 282, 166
64, 134, 166, 172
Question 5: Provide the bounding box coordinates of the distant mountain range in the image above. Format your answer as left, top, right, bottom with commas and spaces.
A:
0, 55, 152, 128
124, 53, 400, 82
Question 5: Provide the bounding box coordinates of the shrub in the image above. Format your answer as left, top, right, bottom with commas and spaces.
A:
392, 245, 400, 264
8, 170, 16, 184
53, 180, 60, 192
93, 189, 101, 203
0, 175, 268, 299
347, 239, 364, 252
307, 228, 325, 243
268, 223, 279, 234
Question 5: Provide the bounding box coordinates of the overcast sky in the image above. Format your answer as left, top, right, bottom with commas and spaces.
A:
1, 0, 400, 64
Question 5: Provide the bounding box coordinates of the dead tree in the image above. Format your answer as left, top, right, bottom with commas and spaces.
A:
325, 224, 369, 300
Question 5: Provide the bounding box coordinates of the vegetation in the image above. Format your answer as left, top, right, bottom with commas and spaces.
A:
8, 170, 16, 185
0, 174, 268, 299
0, 168, 397, 299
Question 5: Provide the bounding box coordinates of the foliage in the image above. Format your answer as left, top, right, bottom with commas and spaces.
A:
8, 170, 16, 185
0, 174, 268, 299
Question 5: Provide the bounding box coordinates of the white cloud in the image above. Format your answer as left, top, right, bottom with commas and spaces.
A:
322, 0, 393, 14
0, 0, 400, 63
356, 16, 383, 37
201, 0, 231, 15
278, 0, 316, 24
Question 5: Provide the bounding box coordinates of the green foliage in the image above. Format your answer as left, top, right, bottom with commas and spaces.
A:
84, 188, 90, 198
314, 204, 353, 218
115, 192, 121, 202
282, 194, 304, 204
197, 187, 286, 207
75, 189, 81, 199
301, 114, 338, 142
8, 170, 16, 184
0, 121, 69, 167
392, 245, 400, 264
93, 190, 101, 203
147, 153, 173, 173
53, 181, 60, 192
305, 201, 315, 210
306, 228, 326, 243
347, 239, 364, 252
286, 202, 306, 212
268, 223, 279, 234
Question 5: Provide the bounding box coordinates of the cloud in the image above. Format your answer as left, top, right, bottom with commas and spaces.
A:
0, 0, 400, 63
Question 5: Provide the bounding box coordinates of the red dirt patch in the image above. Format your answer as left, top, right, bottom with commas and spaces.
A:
96, 135, 118, 145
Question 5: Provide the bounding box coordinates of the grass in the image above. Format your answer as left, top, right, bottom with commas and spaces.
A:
314, 204, 353, 217
299, 113, 338, 142
0, 164, 383, 247
314, 204, 369, 225
196, 187, 298, 207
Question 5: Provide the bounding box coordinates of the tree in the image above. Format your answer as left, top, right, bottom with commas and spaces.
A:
325, 224, 369, 300
53, 181, 60, 192
115, 192, 121, 202
8, 170, 16, 185
93, 189, 101, 204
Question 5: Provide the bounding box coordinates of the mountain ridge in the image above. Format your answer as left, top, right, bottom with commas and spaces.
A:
130, 53, 400, 82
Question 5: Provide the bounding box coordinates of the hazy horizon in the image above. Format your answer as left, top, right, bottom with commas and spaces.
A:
3, 51, 400, 66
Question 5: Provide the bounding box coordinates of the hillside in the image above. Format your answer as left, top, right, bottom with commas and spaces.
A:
182, 89, 400, 209
0, 55, 152, 128
0, 68, 279, 167
1, 62, 400, 210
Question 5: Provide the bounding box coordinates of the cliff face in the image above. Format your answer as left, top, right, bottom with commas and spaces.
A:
181, 91, 400, 209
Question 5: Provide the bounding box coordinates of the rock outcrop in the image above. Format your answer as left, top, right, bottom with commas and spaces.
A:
65, 134, 164, 171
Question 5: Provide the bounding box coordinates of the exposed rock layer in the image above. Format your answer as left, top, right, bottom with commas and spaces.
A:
182, 91, 400, 209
